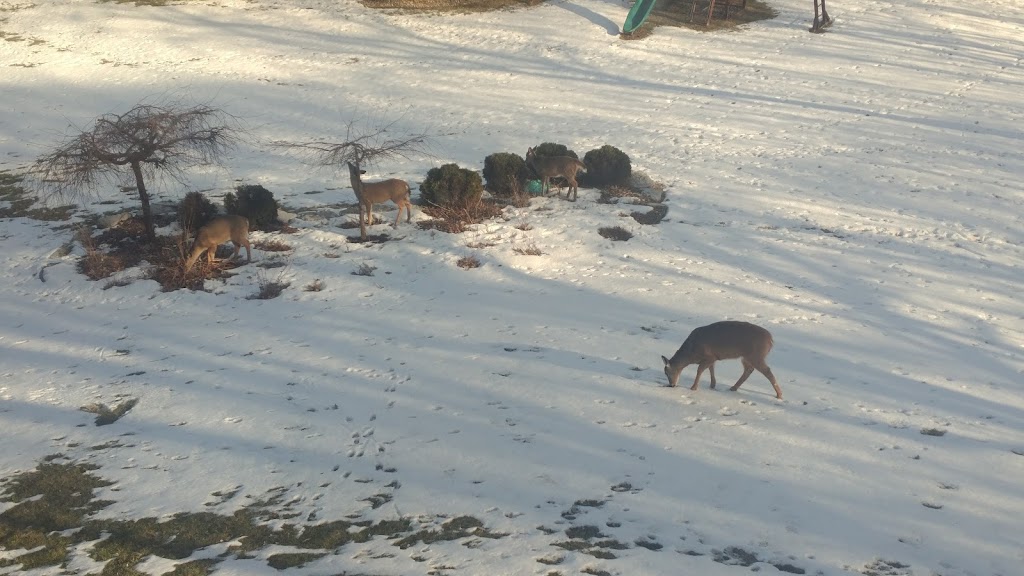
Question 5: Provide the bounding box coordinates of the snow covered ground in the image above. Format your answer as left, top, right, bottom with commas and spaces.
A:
1, 0, 1023, 575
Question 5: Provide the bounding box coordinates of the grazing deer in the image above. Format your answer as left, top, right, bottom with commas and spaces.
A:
661, 321, 783, 399
184, 215, 251, 271
525, 147, 587, 202
346, 162, 412, 231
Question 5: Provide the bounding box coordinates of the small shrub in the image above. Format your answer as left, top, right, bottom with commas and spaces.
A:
457, 255, 482, 269
177, 191, 219, 232
529, 142, 578, 161
482, 152, 529, 197
598, 226, 633, 241
248, 268, 289, 300
514, 222, 533, 231
419, 164, 484, 209
513, 244, 543, 256
352, 263, 376, 276
465, 240, 496, 249
304, 279, 324, 292
224, 184, 278, 231
581, 145, 631, 188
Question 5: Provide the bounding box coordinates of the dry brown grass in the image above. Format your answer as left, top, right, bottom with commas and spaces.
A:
512, 244, 543, 256
254, 238, 292, 252
75, 216, 249, 291
249, 267, 290, 300
598, 226, 634, 241
457, 255, 482, 269
304, 279, 325, 292
360, 0, 539, 12
419, 201, 504, 234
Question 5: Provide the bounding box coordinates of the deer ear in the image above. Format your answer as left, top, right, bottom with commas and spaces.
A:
661, 355, 670, 366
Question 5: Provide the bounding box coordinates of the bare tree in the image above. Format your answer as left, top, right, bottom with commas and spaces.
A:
34, 101, 242, 241
279, 116, 435, 240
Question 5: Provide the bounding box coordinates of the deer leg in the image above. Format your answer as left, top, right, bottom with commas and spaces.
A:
730, 359, 756, 392
708, 362, 717, 389
691, 360, 713, 391
392, 203, 401, 228
754, 362, 783, 399
230, 243, 241, 260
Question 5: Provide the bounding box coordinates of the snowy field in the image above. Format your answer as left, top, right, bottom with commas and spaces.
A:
1, 0, 1023, 575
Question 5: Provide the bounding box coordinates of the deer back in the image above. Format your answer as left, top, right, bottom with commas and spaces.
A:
196, 215, 249, 247
669, 321, 773, 366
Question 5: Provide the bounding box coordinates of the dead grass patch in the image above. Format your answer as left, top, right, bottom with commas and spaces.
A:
598, 226, 634, 241
598, 184, 647, 204
457, 255, 482, 269
304, 279, 325, 292
253, 238, 291, 252
513, 244, 543, 256
77, 217, 244, 291
0, 172, 75, 221
360, 0, 540, 13
419, 201, 504, 234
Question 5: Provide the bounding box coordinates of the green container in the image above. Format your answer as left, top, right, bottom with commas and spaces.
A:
526, 180, 544, 195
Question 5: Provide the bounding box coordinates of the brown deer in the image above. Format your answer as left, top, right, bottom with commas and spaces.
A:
661, 321, 783, 399
346, 162, 412, 235
525, 147, 587, 202
184, 215, 251, 271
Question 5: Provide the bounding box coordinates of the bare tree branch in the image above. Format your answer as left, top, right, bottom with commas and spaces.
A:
32, 99, 244, 240
275, 114, 438, 171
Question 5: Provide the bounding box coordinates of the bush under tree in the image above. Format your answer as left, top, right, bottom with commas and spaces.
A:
177, 191, 219, 232
419, 164, 483, 209
581, 145, 631, 188
224, 184, 278, 231
482, 152, 529, 197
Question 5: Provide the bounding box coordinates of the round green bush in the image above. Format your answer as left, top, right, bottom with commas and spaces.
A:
482, 152, 529, 197
177, 191, 219, 232
224, 184, 279, 231
582, 145, 631, 188
529, 142, 579, 160
419, 164, 483, 208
